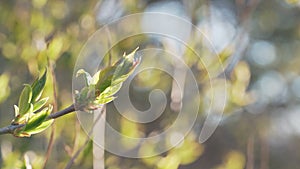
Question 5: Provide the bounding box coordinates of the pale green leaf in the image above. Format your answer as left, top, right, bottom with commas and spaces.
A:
33, 97, 49, 112
95, 66, 116, 93
14, 105, 19, 117
31, 70, 47, 102
76, 69, 92, 86
23, 119, 54, 136
112, 47, 139, 83
94, 96, 115, 104
91, 70, 101, 85
15, 105, 53, 137
18, 84, 32, 115
98, 83, 122, 99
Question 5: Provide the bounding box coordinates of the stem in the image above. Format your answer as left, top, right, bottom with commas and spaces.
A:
47, 104, 75, 120
0, 104, 76, 135
0, 123, 25, 135
43, 59, 58, 169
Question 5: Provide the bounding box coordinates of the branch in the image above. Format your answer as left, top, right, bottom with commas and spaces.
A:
47, 104, 75, 120
0, 124, 25, 135
0, 104, 76, 135
43, 59, 59, 169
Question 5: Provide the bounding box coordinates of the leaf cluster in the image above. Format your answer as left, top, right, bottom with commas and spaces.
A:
75, 47, 140, 111
12, 70, 54, 137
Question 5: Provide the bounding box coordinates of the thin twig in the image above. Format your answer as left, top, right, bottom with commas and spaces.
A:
0, 124, 25, 135
246, 134, 255, 169
260, 134, 269, 169
105, 26, 113, 66
43, 60, 58, 168
47, 104, 75, 120
72, 116, 82, 155
224, 0, 260, 78
0, 104, 76, 135
64, 106, 105, 169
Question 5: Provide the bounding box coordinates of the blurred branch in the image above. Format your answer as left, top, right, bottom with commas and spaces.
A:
64, 105, 105, 169
0, 104, 75, 135
43, 59, 58, 168
224, 0, 260, 78
246, 134, 255, 169
260, 134, 269, 169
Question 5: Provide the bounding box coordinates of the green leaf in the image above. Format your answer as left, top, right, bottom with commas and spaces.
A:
14, 105, 19, 117
95, 48, 140, 94
12, 104, 33, 125
33, 97, 49, 112
112, 47, 139, 82
91, 70, 101, 85
95, 66, 116, 93
18, 84, 32, 115
31, 69, 47, 102
99, 83, 122, 99
29, 119, 54, 135
76, 48, 140, 110
76, 69, 92, 86
93, 48, 140, 105
94, 96, 115, 104
24, 106, 50, 131
15, 105, 53, 137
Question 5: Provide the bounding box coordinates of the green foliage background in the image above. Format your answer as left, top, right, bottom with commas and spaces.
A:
0, 0, 300, 169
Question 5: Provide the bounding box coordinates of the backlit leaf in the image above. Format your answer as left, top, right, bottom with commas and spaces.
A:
76, 69, 92, 86
15, 105, 53, 137
33, 97, 49, 112
18, 84, 32, 116
14, 105, 19, 117
31, 70, 47, 102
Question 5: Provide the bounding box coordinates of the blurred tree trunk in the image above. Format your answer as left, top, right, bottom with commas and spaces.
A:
93, 106, 106, 169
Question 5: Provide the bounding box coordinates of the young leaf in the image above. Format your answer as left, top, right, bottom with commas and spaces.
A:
18, 84, 32, 116
14, 105, 19, 117
24, 106, 50, 131
27, 119, 54, 135
12, 104, 33, 125
77, 87, 90, 103
95, 48, 140, 94
94, 96, 115, 105
76, 69, 92, 86
91, 70, 101, 85
31, 69, 47, 102
33, 97, 49, 112
76, 48, 140, 110
98, 83, 122, 101
15, 105, 53, 137
112, 48, 139, 83
95, 66, 116, 94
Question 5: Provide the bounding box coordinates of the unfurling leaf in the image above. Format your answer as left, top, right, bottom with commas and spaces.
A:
95, 66, 116, 94
75, 48, 141, 110
94, 96, 115, 105
91, 70, 101, 85
13, 103, 34, 125
95, 47, 140, 94
14, 105, 53, 137
14, 105, 19, 117
18, 84, 32, 116
11, 68, 51, 137
31, 69, 47, 102
112, 47, 139, 85
94, 47, 140, 104
76, 69, 92, 86
33, 97, 49, 112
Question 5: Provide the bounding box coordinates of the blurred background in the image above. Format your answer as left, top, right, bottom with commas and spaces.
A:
0, 0, 300, 168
